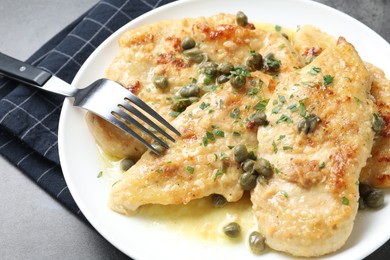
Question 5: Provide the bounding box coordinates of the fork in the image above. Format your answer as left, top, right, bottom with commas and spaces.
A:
0, 52, 181, 155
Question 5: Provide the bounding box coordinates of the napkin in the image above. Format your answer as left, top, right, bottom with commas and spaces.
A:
0, 0, 175, 217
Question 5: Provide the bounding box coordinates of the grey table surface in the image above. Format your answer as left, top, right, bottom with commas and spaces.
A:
0, 0, 389, 259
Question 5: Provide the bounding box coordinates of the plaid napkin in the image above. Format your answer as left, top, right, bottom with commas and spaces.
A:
0, 0, 175, 216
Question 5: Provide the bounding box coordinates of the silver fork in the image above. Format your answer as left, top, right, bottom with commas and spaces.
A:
0, 52, 181, 155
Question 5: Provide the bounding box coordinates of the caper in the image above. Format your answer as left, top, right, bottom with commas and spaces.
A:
254, 158, 273, 178
223, 222, 241, 238
241, 159, 256, 172
200, 61, 218, 78
246, 52, 263, 71
230, 74, 246, 89
153, 75, 168, 89
217, 62, 234, 75
248, 231, 266, 254
249, 111, 267, 126
181, 36, 196, 50
359, 183, 372, 198
171, 98, 191, 112
236, 11, 248, 27
372, 113, 385, 134
120, 158, 134, 172
212, 194, 228, 208
179, 84, 200, 98
358, 196, 366, 210
233, 144, 248, 163
183, 48, 206, 63
151, 143, 166, 154
297, 114, 321, 134
263, 53, 281, 73
240, 171, 257, 190
365, 189, 384, 208
217, 74, 230, 84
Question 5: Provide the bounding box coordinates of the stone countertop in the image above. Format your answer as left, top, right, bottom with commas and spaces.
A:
0, 0, 388, 259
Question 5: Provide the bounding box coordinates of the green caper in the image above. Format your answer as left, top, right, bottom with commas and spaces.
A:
181, 36, 196, 50
246, 52, 263, 71
248, 231, 266, 254
358, 196, 366, 210
151, 143, 166, 154
153, 75, 168, 89
179, 84, 200, 98
359, 183, 372, 198
212, 194, 228, 208
297, 114, 321, 134
240, 171, 257, 190
263, 53, 281, 73
217, 62, 234, 75
223, 222, 241, 238
120, 158, 134, 172
183, 48, 206, 63
230, 74, 246, 89
241, 159, 256, 172
249, 111, 268, 126
233, 144, 248, 163
365, 189, 385, 208
236, 11, 248, 27
171, 98, 191, 112
200, 61, 218, 77
217, 74, 230, 84
372, 113, 385, 134
254, 158, 273, 178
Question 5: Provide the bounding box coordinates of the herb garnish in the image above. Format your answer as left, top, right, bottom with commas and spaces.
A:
186, 166, 195, 174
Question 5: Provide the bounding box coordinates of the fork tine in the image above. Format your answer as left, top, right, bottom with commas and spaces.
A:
125, 93, 181, 136
120, 100, 176, 142
112, 109, 169, 149
107, 113, 163, 156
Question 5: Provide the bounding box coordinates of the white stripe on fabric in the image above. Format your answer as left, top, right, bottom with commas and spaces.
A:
68, 33, 98, 49
100, 1, 133, 20
37, 165, 58, 183
43, 140, 58, 157
56, 186, 69, 198
0, 90, 39, 123
16, 151, 35, 166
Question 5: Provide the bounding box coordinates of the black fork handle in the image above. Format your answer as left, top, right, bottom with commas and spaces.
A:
0, 52, 52, 87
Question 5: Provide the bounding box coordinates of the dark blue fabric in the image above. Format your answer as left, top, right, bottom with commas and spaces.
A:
0, 0, 175, 218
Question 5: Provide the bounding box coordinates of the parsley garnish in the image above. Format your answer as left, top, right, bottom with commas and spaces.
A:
354, 97, 361, 102
247, 88, 259, 95
283, 146, 293, 150
272, 104, 283, 114
202, 137, 208, 147
323, 75, 334, 86
156, 169, 163, 173
272, 140, 278, 154
97, 171, 103, 178
230, 108, 241, 119
278, 95, 286, 103
299, 100, 307, 118
213, 129, 225, 137
186, 166, 195, 174
287, 104, 298, 112
206, 131, 215, 141
281, 190, 289, 198
248, 151, 257, 160
254, 99, 269, 111
308, 66, 321, 75
199, 102, 210, 110
277, 135, 286, 140
320, 162, 326, 169
232, 131, 241, 136
169, 111, 181, 117
275, 25, 282, 32
342, 197, 349, 205
276, 114, 293, 124
214, 169, 224, 181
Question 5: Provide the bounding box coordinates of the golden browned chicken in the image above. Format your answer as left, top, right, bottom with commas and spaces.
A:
251, 38, 376, 257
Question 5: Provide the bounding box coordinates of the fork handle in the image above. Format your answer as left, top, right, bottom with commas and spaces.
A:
0, 52, 52, 87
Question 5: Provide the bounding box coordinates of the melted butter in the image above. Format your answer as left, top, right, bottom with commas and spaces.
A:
137, 193, 256, 242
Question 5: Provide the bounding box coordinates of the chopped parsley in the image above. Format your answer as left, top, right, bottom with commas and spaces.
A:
278, 95, 287, 103
254, 99, 269, 111
287, 104, 298, 112
156, 169, 163, 173
230, 108, 241, 119
272, 140, 278, 154
299, 100, 307, 118
276, 114, 293, 124
275, 25, 282, 32
97, 171, 103, 178
202, 136, 208, 147
213, 129, 225, 137
283, 146, 293, 150
308, 66, 321, 75
323, 74, 334, 86
354, 97, 361, 103
206, 131, 215, 141
232, 131, 241, 136
320, 162, 326, 169
214, 169, 224, 181
271, 104, 283, 114
281, 190, 289, 198
277, 135, 286, 140
199, 102, 210, 110
247, 88, 259, 95
342, 197, 349, 205
186, 166, 195, 174
248, 151, 257, 160
169, 111, 181, 117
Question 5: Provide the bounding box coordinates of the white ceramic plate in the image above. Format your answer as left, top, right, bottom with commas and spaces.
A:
59, 0, 390, 259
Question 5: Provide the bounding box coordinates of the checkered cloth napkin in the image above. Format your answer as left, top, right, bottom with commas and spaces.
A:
0, 0, 175, 216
